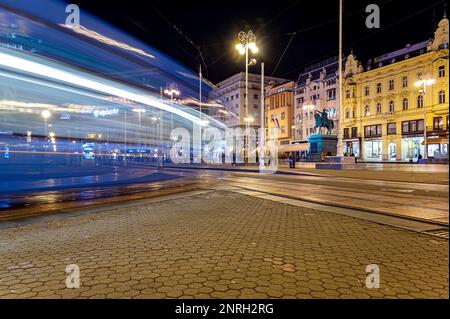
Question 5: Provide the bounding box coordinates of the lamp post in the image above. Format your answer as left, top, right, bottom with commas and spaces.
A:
337, 0, 344, 157
164, 83, 180, 142
415, 78, 436, 160
236, 30, 258, 162
41, 110, 51, 141
151, 116, 161, 168
132, 108, 146, 145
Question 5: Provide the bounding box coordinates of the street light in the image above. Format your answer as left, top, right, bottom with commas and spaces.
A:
132, 108, 146, 145
415, 78, 436, 160
236, 30, 259, 162
164, 83, 181, 145
164, 84, 181, 101
151, 116, 162, 168
41, 110, 51, 140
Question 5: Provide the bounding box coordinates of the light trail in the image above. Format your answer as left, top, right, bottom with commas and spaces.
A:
0, 48, 225, 129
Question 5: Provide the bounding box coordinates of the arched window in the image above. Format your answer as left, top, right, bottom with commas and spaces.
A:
345, 108, 350, 119
417, 95, 423, 108
438, 90, 446, 104
389, 101, 395, 113
376, 103, 382, 115
402, 98, 409, 111
365, 105, 370, 116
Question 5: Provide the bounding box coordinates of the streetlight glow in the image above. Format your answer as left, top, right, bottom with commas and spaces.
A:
41, 110, 51, 119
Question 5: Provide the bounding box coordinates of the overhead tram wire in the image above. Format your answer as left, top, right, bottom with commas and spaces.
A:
282, 0, 447, 78
271, 34, 295, 76
143, 1, 209, 78
201, 1, 393, 73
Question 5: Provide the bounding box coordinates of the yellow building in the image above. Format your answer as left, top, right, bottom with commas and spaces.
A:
265, 81, 295, 147
342, 16, 449, 162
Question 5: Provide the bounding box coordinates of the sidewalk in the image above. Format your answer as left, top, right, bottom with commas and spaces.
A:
0, 190, 447, 299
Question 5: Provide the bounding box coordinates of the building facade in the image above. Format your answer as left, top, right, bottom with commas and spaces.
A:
210, 72, 287, 129
293, 57, 340, 156
265, 81, 295, 147
341, 16, 449, 161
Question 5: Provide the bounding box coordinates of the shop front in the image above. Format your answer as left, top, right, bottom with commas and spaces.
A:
343, 139, 360, 158
388, 141, 397, 161
401, 136, 424, 162
363, 139, 382, 161
424, 136, 449, 160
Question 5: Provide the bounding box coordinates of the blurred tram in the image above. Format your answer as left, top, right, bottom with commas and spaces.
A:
0, 0, 226, 193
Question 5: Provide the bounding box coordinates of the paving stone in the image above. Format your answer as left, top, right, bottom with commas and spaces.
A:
0, 191, 447, 299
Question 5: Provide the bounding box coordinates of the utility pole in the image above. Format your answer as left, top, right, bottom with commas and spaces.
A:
336, 0, 344, 157
260, 62, 265, 167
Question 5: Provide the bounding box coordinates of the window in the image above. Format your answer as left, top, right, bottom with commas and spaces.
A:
402, 98, 409, 111
376, 124, 382, 136
377, 83, 382, 93
253, 94, 259, 99
281, 125, 286, 134
387, 123, 396, 135
364, 86, 370, 96
281, 112, 285, 120
327, 89, 336, 100
389, 80, 394, 91
376, 103, 382, 115
417, 119, 424, 131
402, 122, 409, 134
417, 95, 423, 108
438, 90, 446, 104
438, 65, 445, 78
253, 104, 258, 108
231, 95, 234, 101
365, 105, 370, 116
344, 128, 350, 139
402, 76, 408, 88
434, 117, 444, 130
402, 120, 424, 134
296, 97, 304, 107
389, 101, 395, 113
351, 127, 357, 138
346, 90, 350, 99
345, 108, 350, 119
236, 94, 239, 98
364, 124, 382, 137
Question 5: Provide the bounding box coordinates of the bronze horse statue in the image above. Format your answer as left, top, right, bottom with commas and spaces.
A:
314, 110, 334, 135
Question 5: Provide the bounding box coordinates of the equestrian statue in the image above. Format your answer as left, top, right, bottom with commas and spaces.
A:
313, 109, 334, 136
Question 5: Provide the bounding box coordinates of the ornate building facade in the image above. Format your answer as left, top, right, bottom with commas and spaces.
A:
341, 16, 449, 161
265, 81, 295, 147
293, 57, 340, 157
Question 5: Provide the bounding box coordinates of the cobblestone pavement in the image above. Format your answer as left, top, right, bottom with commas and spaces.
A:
0, 191, 448, 299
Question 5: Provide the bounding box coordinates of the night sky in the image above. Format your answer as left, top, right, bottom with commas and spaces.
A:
71, 0, 447, 83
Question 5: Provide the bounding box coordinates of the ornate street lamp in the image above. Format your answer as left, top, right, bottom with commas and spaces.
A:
235, 30, 259, 162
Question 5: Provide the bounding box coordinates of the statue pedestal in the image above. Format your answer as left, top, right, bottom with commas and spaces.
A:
307, 134, 338, 162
